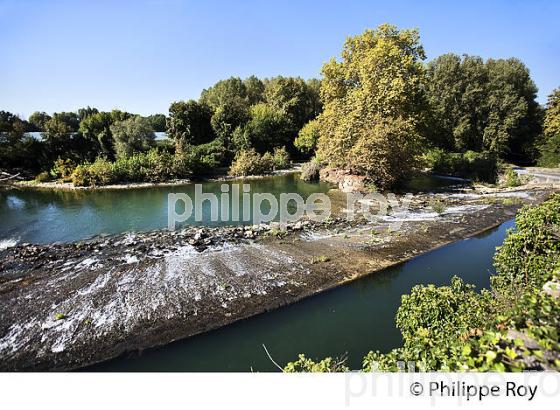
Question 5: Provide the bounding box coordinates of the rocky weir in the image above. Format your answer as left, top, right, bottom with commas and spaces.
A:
0, 186, 554, 370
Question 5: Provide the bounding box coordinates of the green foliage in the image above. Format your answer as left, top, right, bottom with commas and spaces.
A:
167, 100, 215, 150
50, 158, 76, 182
429, 198, 447, 215
425, 54, 541, 160
284, 354, 349, 372
145, 114, 167, 132
232, 103, 292, 153
538, 134, 560, 167
35, 171, 51, 183
294, 119, 320, 156
28, 111, 52, 131
272, 146, 290, 170
503, 168, 522, 187
538, 88, 560, 167
316, 24, 426, 189
300, 160, 321, 182
263, 76, 322, 131
287, 195, 560, 372
426, 148, 497, 182
110, 116, 156, 159
228, 149, 275, 176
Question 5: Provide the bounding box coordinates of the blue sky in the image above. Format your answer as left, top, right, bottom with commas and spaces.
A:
1, 0, 559, 118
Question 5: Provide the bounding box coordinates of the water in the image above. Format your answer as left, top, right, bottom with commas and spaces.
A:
0, 173, 333, 244
88, 219, 514, 372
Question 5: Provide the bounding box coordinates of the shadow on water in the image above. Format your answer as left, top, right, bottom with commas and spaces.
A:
88, 219, 514, 372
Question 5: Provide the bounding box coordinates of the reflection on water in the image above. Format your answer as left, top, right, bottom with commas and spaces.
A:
0, 174, 333, 244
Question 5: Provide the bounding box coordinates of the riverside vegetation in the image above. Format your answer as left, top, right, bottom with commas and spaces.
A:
1, 24, 559, 188
285, 194, 560, 372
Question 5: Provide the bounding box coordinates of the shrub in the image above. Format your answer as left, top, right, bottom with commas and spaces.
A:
71, 164, 94, 186
300, 160, 321, 182
88, 157, 116, 185
35, 171, 51, 183
228, 149, 274, 176
503, 168, 521, 187
537, 133, 560, 167
50, 158, 76, 182
272, 146, 290, 170
429, 198, 446, 215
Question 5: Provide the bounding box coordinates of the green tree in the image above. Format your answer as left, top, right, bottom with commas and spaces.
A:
167, 100, 215, 152
28, 111, 52, 131
145, 114, 167, 132
232, 103, 292, 153
484, 58, 541, 159
0, 111, 44, 171
199, 77, 248, 111
316, 24, 426, 188
78, 111, 115, 159
539, 88, 560, 167
110, 116, 156, 159
264, 76, 321, 131
244, 75, 265, 105
294, 119, 320, 155
77, 106, 99, 121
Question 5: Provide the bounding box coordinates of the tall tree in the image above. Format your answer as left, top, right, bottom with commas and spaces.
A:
316, 24, 426, 188
539, 88, 560, 167
167, 100, 214, 151
110, 116, 156, 159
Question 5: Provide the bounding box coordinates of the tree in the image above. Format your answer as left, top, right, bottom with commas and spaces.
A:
294, 119, 320, 156
425, 54, 541, 160
145, 114, 167, 132
543, 88, 560, 138
264, 76, 321, 131
232, 103, 292, 153
78, 111, 114, 159
28, 111, 52, 131
210, 103, 249, 143
244, 75, 265, 105
484, 58, 541, 159
0, 111, 44, 171
167, 100, 214, 151
77, 106, 99, 122
539, 88, 560, 166
110, 116, 156, 159
316, 24, 426, 189
199, 77, 248, 111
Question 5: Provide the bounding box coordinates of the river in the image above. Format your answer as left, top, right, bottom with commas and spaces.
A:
87, 219, 512, 371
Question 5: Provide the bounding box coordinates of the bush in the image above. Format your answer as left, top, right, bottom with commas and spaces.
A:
272, 146, 290, 170
35, 171, 51, 183
538, 134, 560, 167
50, 158, 76, 182
228, 149, 274, 176
300, 160, 321, 182
427, 148, 497, 182
71, 164, 94, 186
503, 168, 522, 187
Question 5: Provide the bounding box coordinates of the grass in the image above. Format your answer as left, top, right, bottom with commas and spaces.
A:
311, 255, 331, 264
429, 198, 447, 215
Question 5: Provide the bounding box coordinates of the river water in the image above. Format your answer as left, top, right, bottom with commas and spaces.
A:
2, 171, 503, 371
87, 219, 512, 371
0, 173, 334, 244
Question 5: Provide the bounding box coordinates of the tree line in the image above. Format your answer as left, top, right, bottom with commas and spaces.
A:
1, 24, 559, 187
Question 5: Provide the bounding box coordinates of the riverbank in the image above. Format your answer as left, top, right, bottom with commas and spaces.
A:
8, 165, 304, 191
0, 183, 555, 370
